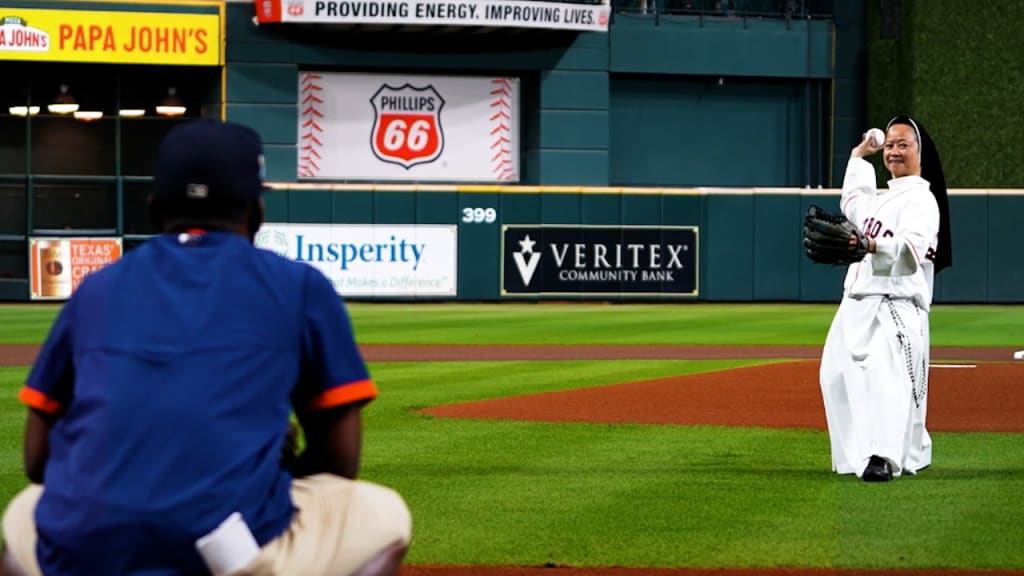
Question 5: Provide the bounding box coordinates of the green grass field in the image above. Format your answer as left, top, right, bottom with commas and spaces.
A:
1, 303, 1022, 570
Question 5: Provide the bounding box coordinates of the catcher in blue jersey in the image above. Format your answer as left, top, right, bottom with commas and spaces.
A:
2, 119, 411, 575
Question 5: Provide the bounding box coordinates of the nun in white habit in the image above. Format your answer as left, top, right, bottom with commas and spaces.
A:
819, 116, 953, 482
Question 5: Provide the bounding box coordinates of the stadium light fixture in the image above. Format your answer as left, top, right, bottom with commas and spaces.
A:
48, 84, 79, 115
74, 110, 104, 121
9, 105, 40, 116
119, 87, 146, 118
156, 87, 186, 117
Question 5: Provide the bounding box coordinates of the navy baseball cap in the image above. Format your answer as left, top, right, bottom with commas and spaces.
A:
154, 119, 268, 212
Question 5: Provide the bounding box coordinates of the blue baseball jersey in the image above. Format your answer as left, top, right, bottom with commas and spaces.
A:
18, 230, 377, 575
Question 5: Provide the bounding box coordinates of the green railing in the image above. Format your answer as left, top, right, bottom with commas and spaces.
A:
612, 0, 835, 20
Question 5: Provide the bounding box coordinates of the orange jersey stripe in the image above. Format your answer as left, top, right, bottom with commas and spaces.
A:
309, 380, 378, 410
18, 387, 62, 415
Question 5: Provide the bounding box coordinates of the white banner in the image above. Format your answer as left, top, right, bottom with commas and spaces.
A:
299, 71, 520, 182
256, 0, 611, 32
255, 224, 457, 296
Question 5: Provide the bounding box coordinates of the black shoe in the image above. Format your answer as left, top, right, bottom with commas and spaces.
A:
863, 455, 893, 482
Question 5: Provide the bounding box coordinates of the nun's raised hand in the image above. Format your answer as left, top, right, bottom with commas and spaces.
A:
851, 131, 884, 159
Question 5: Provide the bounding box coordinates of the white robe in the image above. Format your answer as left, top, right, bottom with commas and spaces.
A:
819, 157, 940, 478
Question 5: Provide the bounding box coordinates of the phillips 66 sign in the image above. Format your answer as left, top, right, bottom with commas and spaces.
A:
370, 84, 445, 169
298, 71, 520, 182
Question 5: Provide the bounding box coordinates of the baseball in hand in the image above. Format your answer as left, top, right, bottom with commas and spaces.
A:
866, 128, 885, 147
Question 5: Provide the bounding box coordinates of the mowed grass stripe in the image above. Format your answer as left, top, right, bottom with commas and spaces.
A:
3, 303, 1023, 346
0, 368, 32, 507
367, 419, 1024, 568
347, 303, 1024, 346
367, 359, 755, 412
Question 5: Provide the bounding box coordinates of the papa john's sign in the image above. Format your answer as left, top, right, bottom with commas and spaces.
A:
299, 72, 520, 182
0, 7, 222, 65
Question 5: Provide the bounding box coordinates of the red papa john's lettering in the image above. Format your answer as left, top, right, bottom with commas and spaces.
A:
59, 24, 116, 51
58, 24, 208, 54
123, 26, 208, 54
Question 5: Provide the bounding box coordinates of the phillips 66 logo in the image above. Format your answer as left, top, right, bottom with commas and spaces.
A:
370, 84, 445, 169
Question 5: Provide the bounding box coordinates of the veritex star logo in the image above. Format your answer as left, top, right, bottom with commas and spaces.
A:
512, 234, 540, 286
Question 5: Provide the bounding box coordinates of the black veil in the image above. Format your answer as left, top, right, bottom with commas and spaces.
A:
886, 116, 952, 274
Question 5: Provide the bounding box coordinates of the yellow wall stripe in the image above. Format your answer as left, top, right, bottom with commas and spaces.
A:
264, 183, 1024, 197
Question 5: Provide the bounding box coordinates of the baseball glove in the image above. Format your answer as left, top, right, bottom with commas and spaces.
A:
280, 421, 300, 473
803, 205, 869, 265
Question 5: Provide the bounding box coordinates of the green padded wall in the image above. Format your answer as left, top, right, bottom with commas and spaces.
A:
609, 76, 815, 187
264, 185, 1020, 303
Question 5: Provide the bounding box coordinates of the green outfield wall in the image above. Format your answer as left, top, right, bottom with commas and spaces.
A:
3, 183, 1019, 302
222, 3, 844, 188
0, 1, 858, 300
6, 2, 1018, 303
257, 185, 1024, 303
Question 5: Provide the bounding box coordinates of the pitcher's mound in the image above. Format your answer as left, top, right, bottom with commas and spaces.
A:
422, 361, 1023, 432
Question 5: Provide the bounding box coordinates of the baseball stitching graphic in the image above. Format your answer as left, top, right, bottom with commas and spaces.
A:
490, 79, 514, 181
299, 73, 324, 178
